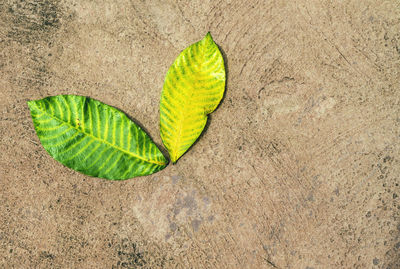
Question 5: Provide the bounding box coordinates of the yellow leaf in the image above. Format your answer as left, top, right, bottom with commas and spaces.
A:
160, 33, 226, 163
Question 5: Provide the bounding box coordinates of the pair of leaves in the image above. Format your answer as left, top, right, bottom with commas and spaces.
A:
28, 33, 225, 180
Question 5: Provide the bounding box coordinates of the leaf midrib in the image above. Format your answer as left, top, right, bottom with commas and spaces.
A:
36, 105, 166, 166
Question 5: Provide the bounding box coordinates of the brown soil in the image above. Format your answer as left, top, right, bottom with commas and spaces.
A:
1, 1, 399, 268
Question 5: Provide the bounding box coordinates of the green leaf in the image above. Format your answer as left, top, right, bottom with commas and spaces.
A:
28, 95, 168, 180
160, 32, 226, 163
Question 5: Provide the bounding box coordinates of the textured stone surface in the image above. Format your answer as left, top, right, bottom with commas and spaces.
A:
1, 0, 399, 268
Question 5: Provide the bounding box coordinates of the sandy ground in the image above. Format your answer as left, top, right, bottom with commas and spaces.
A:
1, 0, 399, 268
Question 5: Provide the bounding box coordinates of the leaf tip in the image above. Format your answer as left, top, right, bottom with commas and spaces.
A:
27, 99, 37, 110
204, 32, 214, 43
